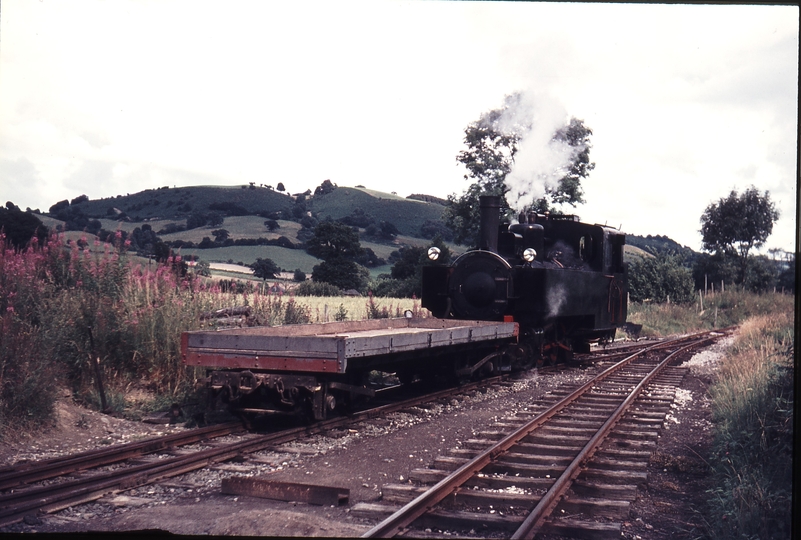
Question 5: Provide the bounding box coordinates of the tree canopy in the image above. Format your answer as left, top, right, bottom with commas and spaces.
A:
628, 253, 695, 304
700, 186, 779, 284
305, 221, 362, 261
250, 257, 281, 280
444, 92, 594, 246
0, 202, 48, 249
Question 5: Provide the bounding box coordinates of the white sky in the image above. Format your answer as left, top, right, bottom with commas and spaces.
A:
0, 1, 797, 253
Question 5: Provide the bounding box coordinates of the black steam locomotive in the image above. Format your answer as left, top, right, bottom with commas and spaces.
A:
421, 195, 627, 366
183, 195, 628, 420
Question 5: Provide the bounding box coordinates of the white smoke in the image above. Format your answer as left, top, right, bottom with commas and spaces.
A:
546, 282, 568, 319
491, 91, 583, 214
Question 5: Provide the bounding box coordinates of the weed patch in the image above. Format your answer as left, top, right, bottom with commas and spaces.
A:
705, 310, 793, 539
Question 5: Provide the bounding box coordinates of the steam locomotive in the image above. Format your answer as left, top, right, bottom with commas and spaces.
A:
182, 195, 627, 420
421, 195, 627, 367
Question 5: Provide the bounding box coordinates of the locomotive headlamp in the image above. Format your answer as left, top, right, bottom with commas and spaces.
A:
427, 247, 441, 261
522, 248, 537, 262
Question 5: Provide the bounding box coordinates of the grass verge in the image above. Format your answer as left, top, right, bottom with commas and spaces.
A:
704, 310, 793, 539
625, 289, 794, 337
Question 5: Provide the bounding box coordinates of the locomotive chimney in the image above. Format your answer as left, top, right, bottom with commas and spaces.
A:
479, 195, 500, 253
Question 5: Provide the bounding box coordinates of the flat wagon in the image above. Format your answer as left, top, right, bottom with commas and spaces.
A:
182, 317, 517, 419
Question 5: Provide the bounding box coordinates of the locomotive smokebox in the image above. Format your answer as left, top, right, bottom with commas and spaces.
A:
479, 195, 501, 253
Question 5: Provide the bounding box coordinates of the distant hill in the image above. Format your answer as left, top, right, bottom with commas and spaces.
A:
626, 234, 697, 262
60, 185, 295, 222
308, 187, 446, 237
49, 185, 448, 239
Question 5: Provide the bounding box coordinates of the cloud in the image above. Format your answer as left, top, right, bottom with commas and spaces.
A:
0, 157, 45, 211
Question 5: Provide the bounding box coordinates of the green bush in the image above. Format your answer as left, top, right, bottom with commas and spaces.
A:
628, 253, 694, 303
294, 280, 342, 297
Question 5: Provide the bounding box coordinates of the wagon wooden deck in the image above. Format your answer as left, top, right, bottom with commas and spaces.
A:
182, 318, 518, 374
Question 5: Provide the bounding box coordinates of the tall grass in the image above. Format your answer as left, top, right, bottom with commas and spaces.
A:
628, 289, 794, 538
626, 289, 794, 337
705, 311, 793, 539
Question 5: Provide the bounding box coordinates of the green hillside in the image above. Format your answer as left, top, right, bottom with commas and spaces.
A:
95, 216, 302, 243
309, 187, 446, 237
64, 185, 295, 221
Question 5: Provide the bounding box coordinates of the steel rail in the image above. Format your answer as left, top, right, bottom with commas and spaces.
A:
0, 374, 507, 527
361, 337, 673, 538
0, 421, 244, 490
511, 336, 716, 539
362, 330, 721, 538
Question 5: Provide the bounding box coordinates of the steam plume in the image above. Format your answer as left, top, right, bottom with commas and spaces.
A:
490, 91, 585, 213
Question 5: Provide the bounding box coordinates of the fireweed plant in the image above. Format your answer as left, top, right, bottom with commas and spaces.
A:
0, 231, 311, 434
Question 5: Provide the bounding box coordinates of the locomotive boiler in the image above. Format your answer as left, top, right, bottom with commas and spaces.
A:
421, 195, 627, 365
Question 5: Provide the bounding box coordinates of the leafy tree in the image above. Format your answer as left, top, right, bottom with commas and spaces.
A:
377, 237, 452, 298
339, 208, 375, 228
354, 247, 386, 268
49, 199, 70, 214
379, 221, 399, 240
207, 212, 224, 227
306, 221, 367, 291
314, 179, 337, 196
195, 260, 211, 277
312, 258, 368, 292
776, 255, 795, 293
250, 257, 281, 280
186, 212, 207, 230
444, 92, 594, 246
390, 246, 428, 280
211, 229, 229, 242
306, 221, 362, 261
692, 252, 738, 292
628, 253, 694, 304
293, 268, 306, 282
0, 202, 49, 249
276, 182, 286, 192
264, 219, 280, 232
743, 255, 779, 293
420, 219, 454, 242
700, 186, 779, 284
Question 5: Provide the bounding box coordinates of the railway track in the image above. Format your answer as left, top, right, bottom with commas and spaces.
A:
0, 373, 512, 528
358, 330, 729, 538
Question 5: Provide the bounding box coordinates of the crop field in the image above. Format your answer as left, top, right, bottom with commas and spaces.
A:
181, 245, 322, 271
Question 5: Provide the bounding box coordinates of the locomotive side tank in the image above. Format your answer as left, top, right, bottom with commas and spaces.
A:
421, 195, 627, 363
